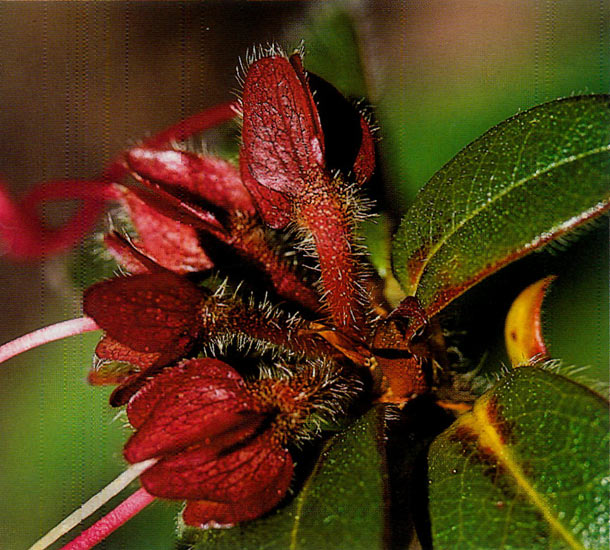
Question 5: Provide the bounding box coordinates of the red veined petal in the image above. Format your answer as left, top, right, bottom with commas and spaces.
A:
83, 272, 204, 354
103, 231, 169, 275
126, 148, 255, 216
125, 358, 247, 428
140, 432, 291, 502
241, 54, 326, 198
353, 114, 376, 185
121, 191, 214, 273
182, 452, 293, 527
239, 165, 293, 229
121, 180, 225, 235
124, 359, 263, 462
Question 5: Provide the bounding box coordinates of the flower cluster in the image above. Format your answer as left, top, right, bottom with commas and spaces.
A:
1, 48, 441, 543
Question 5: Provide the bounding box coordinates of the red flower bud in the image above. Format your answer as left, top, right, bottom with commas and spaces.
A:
83, 272, 205, 368
124, 358, 293, 528
118, 191, 215, 273
126, 148, 256, 218
240, 52, 373, 335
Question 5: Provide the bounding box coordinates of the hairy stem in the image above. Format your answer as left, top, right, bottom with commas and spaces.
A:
296, 184, 366, 337
228, 217, 321, 313
201, 296, 336, 359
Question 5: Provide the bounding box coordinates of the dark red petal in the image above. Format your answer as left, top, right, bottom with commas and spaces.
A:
83, 272, 204, 354
127, 148, 255, 216
182, 453, 293, 527
121, 192, 214, 273
103, 231, 167, 275
140, 432, 290, 502
125, 358, 246, 428
239, 163, 293, 229
122, 180, 225, 235
305, 70, 375, 185
353, 114, 376, 185
241, 54, 326, 197
124, 359, 262, 463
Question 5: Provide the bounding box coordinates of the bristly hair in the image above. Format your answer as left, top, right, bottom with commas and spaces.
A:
234, 42, 288, 92
256, 357, 362, 444
538, 359, 610, 399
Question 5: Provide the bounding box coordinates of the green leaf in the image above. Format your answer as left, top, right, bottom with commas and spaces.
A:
428, 367, 609, 550
179, 407, 388, 550
392, 95, 610, 318
302, 7, 368, 99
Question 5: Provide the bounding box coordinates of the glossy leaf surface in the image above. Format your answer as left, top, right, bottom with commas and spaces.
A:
392, 95, 610, 318
428, 367, 609, 550
180, 407, 388, 550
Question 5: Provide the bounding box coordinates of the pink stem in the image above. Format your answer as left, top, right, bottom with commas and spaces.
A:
0, 317, 99, 365
1, 101, 239, 260
60, 488, 156, 550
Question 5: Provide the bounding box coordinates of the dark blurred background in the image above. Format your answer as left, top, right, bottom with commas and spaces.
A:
0, 2, 607, 548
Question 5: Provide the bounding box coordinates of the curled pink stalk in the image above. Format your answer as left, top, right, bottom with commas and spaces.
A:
102, 101, 238, 181
1, 101, 239, 260
0, 317, 100, 365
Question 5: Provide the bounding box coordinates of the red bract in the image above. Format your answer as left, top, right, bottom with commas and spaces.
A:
123, 358, 293, 528
240, 53, 375, 336
83, 272, 204, 374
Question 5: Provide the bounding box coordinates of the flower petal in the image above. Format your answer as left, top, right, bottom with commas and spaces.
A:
127, 148, 255, 216
83, 272, 204, 355
239, 167, 293, 229
124, 359, 263, 462
240, 54, 326, 198
121, 192, 214, 273
140, 431, 291, 502
182, 451, 293, 527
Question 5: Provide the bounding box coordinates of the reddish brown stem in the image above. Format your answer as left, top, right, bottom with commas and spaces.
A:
200, 297, 336, 359
227, 217, 321, 313
296, 186, 365, 337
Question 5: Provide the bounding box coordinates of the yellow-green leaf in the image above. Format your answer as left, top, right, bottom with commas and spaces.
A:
428, 367, 609, 550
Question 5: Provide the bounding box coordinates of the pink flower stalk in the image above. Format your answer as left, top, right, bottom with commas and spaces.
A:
0, 102, 237, 260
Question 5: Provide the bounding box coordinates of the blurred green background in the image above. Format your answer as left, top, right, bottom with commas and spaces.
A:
0, 2, 607, 549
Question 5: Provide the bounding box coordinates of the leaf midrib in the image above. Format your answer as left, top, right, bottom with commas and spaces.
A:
409, 142, 610, 296
464, 393, 586, 550
288, 439, 331, 550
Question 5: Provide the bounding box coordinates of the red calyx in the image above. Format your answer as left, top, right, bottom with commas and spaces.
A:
83, 272, 205, 370
124, 358, 293, 528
